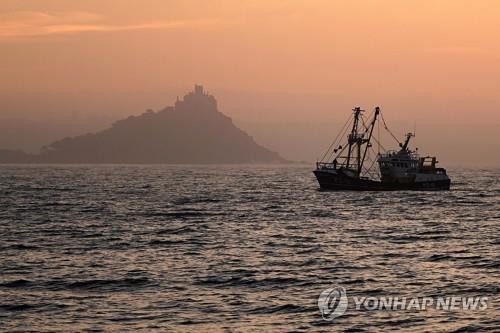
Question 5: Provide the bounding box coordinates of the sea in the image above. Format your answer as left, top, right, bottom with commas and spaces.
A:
0, 165, 498, 332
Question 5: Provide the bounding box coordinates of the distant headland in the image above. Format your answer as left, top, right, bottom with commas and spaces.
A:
0, 85, 286, 164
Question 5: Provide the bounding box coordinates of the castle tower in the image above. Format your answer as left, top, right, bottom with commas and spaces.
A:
194, 84, 204, 95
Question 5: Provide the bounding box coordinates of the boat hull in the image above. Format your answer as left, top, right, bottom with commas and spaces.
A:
313, 169, 450, 191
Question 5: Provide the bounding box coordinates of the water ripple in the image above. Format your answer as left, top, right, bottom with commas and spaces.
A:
0, 165, 498, 332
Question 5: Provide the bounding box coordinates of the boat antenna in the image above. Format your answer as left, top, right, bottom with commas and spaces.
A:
401, 132, 414, 150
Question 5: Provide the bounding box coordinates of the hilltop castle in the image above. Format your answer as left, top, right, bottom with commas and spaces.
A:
0, 84, 285, 164
175, 84, 217, 113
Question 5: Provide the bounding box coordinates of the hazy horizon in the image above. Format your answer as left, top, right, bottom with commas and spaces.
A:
1, 0, 499, 166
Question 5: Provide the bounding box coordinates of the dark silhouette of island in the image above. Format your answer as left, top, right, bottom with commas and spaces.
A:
0, 85, 286, 164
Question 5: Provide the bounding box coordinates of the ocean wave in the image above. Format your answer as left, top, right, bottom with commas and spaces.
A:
248, 303, 311, 315
0, 279, 32, 288
66, 277, 151, 290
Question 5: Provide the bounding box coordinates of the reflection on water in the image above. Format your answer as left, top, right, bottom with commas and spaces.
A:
0, 165, 498, 332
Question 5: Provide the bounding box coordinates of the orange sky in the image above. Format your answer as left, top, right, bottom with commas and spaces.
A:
0, 0, 499, 165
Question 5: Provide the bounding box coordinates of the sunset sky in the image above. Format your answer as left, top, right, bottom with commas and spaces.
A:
1, 0, 499, 165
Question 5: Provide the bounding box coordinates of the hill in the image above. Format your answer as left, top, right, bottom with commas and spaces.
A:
1, 85, 285, 164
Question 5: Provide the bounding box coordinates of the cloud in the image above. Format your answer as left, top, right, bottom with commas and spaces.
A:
0, 11, 239, 38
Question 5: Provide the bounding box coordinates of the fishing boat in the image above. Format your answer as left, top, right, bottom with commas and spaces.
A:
314, 107, 450, 190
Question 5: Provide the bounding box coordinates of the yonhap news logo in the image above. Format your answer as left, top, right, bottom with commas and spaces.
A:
317, 286, 348, 320
318, 286, 489, 321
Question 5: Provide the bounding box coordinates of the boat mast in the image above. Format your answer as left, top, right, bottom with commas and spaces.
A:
346, 107, 362, 170
358, 107, 380, 174
357, 137, 361, 173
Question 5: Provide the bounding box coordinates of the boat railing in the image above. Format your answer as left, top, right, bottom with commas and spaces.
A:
316, 162, 338, 170
378, 150, 420, 160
